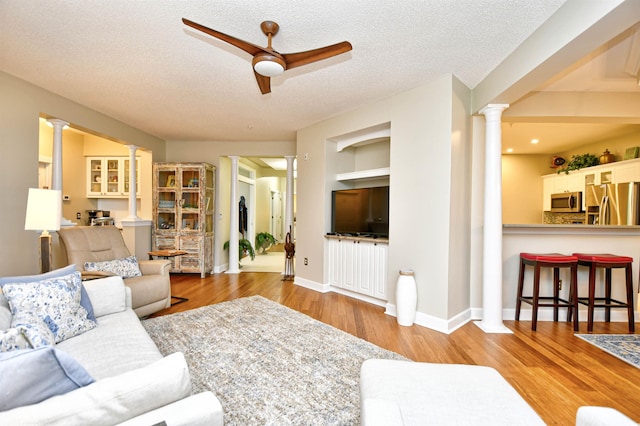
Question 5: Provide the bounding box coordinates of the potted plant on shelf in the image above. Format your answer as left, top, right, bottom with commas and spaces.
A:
223, 239, 255, 264
557, 153, 599, 174
255, 232, 277, 254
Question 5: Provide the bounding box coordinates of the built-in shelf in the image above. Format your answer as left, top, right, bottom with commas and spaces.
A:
336, 167, 390, 182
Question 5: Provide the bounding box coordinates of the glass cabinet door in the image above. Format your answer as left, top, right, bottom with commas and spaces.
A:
106, 159, 119, 194
88, 158, 104, 195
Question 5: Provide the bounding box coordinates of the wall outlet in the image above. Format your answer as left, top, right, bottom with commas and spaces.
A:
558, 279, 562, 291
304, 257, 308, 266
76, 212, 81, 220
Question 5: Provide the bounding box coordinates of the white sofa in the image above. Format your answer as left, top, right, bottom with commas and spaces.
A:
360, 359, 637, 426
0, 269, 223, 425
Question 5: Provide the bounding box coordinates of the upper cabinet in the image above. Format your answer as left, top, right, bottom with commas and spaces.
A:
542, 158, 640, 210
87, 157, 139, 198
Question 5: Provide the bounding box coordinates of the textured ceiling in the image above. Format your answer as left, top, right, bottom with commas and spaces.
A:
0, 0, 569, 142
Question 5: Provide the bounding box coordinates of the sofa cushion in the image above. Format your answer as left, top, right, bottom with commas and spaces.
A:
0, 352, 192, 425
0, 304, 11, 330
56, 307, 162, 380
81, 276, 128, 318
3, 271, 96, 343
0, 346, 95, 412
84, 256, 142, 279
0, 265, 96, 322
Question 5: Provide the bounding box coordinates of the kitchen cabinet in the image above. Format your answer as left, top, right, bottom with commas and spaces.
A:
542, 172, 584, 210
542, 158, 640, 211
327, 237, 388, 300
86, 157, 139, 198
152, 162, 215, 278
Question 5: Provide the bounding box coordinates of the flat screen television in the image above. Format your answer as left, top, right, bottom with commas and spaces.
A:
331, 186, 389, 237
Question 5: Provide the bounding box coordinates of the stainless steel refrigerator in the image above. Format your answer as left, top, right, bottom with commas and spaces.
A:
585, 182, 640, 225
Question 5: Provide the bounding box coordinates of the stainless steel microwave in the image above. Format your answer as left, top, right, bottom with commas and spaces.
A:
550, 192, 582, 213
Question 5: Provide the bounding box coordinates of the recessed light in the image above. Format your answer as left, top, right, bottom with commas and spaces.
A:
531, 139, 539, 144
506, 148, 514, 153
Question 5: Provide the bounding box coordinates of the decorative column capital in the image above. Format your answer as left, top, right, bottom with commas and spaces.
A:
479, 104, 509, 121
125, 144, 138, 153
46, 118, 69, 130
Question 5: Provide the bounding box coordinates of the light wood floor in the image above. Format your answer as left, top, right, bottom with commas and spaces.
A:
150, 272, 640, 425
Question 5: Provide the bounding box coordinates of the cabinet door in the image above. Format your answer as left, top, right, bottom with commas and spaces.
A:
372, 243, 388, 299
356, 241, 374, 296
154, 166, 177, 231
341, 240, 358, 291
613, 163, 640, 183
87, 158, 105, 197
178, 236, 202, 273
327, 239, 342, 288
542, 176, 553, 211
104, 158, 121, 196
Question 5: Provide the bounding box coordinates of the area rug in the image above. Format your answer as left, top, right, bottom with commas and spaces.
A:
142, 296, 407, 425
576, 334, 640, 368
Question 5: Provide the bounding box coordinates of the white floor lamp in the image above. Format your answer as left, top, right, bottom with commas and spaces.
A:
24, 188, 61, 273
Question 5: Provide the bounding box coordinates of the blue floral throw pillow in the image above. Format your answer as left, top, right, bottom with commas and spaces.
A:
3, 272, 96, 344
84, 256, 142, 279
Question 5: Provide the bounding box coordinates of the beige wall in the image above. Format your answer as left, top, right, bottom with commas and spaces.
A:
297, 74, 472, 325
0, 71, 165, 276
502, 155, 550, 224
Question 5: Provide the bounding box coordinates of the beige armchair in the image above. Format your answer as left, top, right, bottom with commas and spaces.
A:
57, 226, 171, 317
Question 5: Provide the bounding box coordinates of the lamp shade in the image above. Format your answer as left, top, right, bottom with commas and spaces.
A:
25, 188, 62, 233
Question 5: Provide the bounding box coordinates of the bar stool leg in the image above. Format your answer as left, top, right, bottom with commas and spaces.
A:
625, 264, 635, 332
531, 264, 541, 331
552, 267, 560, 322
604, 268, 612, 323
587, 262, 597, 332
515, 258, 525, 321
570, 263, 579, 331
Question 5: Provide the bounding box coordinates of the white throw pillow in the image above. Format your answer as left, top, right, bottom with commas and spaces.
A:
3, 271, 96, 344
0, 352, 192, 425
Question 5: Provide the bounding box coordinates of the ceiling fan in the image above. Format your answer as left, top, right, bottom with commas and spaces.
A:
182, 18, 353, 94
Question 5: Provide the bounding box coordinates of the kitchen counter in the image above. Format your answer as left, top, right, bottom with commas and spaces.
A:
504, 224, 640, 236
501, 224, 640, 322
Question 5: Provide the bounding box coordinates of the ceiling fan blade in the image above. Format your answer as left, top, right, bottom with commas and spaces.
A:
282, 41, 352, 69
254, 72, 271, 94
182, 18, 269, 57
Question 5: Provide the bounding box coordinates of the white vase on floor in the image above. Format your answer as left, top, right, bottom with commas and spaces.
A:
396, 269, 417, 326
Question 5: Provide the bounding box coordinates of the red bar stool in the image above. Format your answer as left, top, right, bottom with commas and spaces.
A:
515, 253, 579, 331
571, 253, 635, 333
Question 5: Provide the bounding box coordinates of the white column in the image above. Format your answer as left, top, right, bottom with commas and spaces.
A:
475, 104, 512, 334
284, 156, 295, 240
124, 145, 139, 220
47, 119, 68, 192
227, 156, 240, 274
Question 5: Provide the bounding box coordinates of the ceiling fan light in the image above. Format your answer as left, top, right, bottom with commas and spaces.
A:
253, 55, 286, 77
